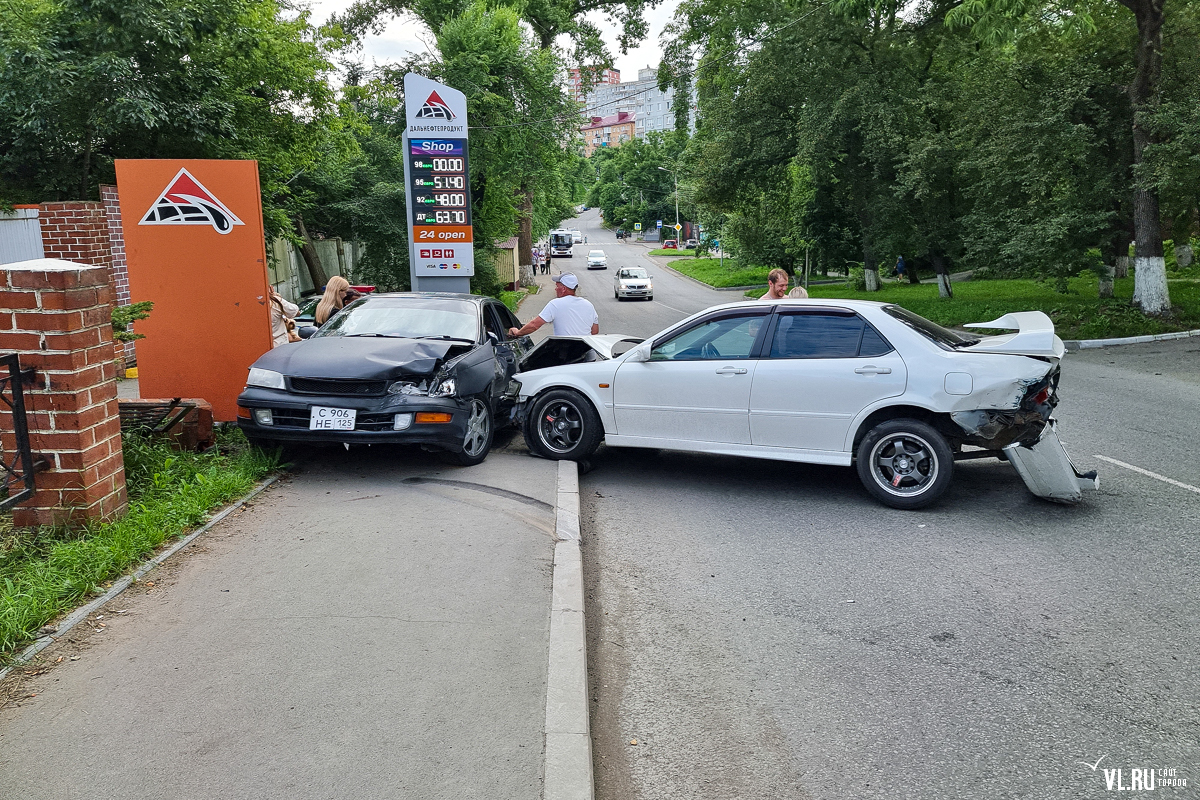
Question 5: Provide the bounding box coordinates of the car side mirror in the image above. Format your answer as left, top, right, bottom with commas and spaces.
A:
298, 325, 316, 339
624, 344, 651, 363
487, 330, 501, 344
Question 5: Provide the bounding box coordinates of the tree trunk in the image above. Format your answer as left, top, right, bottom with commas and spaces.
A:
1120, 0, 1170, 314
929, 250, 953, 298
1099, 263, 1116, 298
335, 237, 348, 280
518, 184, 533, 272
293, 214, 328, 289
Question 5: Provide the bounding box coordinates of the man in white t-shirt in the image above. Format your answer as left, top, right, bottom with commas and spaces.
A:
507, 273, 599, 337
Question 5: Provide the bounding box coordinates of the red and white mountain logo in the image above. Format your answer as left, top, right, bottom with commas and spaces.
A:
140, 169, 244, 234
415, 91, 456, 120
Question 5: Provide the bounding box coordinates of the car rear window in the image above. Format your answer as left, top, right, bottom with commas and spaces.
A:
881, 305, 974, 350
769, 312, 894, 358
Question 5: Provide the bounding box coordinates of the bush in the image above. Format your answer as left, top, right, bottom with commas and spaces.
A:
846, 267, 867, 292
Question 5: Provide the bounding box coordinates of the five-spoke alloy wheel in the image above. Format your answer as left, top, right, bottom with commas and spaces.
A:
856, 418, 954, 509
525, 389, 603, 461
442, 395, 494, 466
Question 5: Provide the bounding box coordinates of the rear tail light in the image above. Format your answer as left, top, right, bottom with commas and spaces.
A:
1031, 387, 1051, 405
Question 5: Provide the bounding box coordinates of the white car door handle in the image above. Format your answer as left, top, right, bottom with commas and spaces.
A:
715, 366, 748, 375
854, 366, 892, 375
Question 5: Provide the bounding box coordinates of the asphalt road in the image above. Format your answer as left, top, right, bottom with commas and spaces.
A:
523, 209, 739, 340
565, 265, 1200, 800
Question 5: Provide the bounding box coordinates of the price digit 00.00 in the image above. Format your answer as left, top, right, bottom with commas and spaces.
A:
434, 210, 467, 224
432, 157, 464, 172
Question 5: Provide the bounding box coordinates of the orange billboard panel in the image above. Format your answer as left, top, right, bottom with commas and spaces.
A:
115, 160, 272, 421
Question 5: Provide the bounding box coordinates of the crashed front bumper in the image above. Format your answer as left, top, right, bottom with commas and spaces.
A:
1003, 421, 1099, 504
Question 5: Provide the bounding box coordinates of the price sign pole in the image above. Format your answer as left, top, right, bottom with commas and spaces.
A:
403, 74, 474, 293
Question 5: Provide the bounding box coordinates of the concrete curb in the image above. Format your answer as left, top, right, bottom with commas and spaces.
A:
1065, 328, 1200, 350
543, 459, 593, 800
0, 474, 281, 682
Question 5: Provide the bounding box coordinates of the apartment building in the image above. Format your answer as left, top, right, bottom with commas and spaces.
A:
579, 67, 695, 146
581, 112, 637, 157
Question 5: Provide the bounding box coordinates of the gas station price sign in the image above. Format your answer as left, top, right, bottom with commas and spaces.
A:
410, 139, 472, 235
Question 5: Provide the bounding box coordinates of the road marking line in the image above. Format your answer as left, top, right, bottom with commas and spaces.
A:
1093, 455, 1200, 495
654, 301, 685, 313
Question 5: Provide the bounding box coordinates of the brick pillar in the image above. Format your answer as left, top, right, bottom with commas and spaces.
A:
0, 259, 127, 527
99, 186, 137, 365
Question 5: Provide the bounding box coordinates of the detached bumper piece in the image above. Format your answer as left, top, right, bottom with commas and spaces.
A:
1003, 422, 1099, 504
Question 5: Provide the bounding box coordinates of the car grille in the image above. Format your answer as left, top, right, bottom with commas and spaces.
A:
625, 283, 646, 289
289, 377, 387, 396
270, 408, 311, 428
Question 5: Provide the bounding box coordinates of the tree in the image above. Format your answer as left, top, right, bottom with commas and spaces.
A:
0, 0, 340, 243
948, 0, 1175, 313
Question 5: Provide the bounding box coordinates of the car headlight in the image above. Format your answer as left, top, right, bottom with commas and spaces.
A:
429, 376, 457, 397
247, 368, 285, 389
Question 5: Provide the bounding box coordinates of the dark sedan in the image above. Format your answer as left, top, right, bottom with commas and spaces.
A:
237, 293, 531, 465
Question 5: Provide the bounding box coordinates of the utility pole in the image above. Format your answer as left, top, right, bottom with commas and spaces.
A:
658, 165, 679, 238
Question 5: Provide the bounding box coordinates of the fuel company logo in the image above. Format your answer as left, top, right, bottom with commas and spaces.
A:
140, 168, 244, 234
1078, 756, 1188, 791
415, 91, 456, 120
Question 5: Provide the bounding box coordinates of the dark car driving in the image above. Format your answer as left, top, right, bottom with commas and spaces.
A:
237, 293, 531, 465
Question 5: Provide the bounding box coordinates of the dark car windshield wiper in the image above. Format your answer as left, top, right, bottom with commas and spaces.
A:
410, 335, 475, 343
343, 333, 405, 338
951, 337, 983, 348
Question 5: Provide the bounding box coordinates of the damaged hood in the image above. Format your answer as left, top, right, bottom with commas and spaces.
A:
543, 334, 644, 359
963, 312, 1065, 359
253, 337, 471, 379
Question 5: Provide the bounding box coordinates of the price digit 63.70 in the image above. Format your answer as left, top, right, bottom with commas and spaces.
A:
434, 210, 467, 224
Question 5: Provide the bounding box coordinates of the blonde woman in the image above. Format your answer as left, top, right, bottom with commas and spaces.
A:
315, 276, 350, 325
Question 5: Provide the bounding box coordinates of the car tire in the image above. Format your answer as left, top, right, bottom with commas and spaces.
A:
646, 295, 653, 301
525, 389, 603, 461
441, 395, 493, 466
856, 418, 954, 510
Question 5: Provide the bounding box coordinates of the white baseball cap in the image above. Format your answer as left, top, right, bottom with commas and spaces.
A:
553, 273, 579, 290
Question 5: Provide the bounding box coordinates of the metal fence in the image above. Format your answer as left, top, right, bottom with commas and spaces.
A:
0, 354, 48, 511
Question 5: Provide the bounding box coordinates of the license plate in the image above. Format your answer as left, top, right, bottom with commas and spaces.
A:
310, 406, 356, 430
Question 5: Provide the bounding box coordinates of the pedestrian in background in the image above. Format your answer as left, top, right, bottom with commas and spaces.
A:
894, 255, 906, 282
762, 268, 790, 301
269, 291, 300, 347
315, 275, 350, 325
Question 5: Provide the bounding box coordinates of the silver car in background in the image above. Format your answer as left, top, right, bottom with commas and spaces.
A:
614, 267, 653, 300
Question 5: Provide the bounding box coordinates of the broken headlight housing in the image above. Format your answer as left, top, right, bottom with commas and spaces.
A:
429, 376, 457, 398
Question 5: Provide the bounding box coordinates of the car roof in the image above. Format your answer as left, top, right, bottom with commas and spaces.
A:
360, 292, 495, 306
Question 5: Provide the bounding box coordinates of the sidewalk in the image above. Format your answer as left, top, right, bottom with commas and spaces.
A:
0, 448, 591, 800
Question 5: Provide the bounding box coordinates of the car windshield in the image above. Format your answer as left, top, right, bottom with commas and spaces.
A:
619, 268, 648, 279
589, 251, 605, 258
313, 298, 479, 341
881, 305, 979, 349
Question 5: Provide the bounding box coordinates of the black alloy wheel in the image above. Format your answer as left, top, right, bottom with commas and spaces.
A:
525, 389, 603, 461
856, 418, 954, 509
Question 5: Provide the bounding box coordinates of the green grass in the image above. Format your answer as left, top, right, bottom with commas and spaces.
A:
500, 290, 525, 312
663, 257, 772, 288
744, 275, 1200, 339
0, 427, 278, 661
647, 248, 700, 257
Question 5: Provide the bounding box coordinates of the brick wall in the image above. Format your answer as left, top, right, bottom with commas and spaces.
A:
0, 259, 127, 527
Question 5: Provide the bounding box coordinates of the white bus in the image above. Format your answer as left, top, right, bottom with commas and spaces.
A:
549, 229, 574, 257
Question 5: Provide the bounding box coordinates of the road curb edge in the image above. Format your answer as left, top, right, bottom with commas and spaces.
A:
543, 459, 594, 800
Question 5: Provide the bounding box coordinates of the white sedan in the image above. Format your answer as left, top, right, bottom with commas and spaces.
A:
586, 249, 607, 269
614, 267, 653, 300
512, 299, 1098, 509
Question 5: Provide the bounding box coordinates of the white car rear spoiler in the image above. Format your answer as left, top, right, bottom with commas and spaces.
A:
963, 311, 1065, 359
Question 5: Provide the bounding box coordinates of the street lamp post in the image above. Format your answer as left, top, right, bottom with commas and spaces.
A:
658, 165, 679, 241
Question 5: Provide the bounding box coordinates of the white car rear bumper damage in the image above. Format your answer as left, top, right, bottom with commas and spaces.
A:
1003, 421, 1099, 504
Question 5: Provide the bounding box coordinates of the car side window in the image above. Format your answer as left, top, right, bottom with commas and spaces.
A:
482, 304, 505, 342
651, 313, 765, 361
769, 312, 893, 358
498, 305, 522, 332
